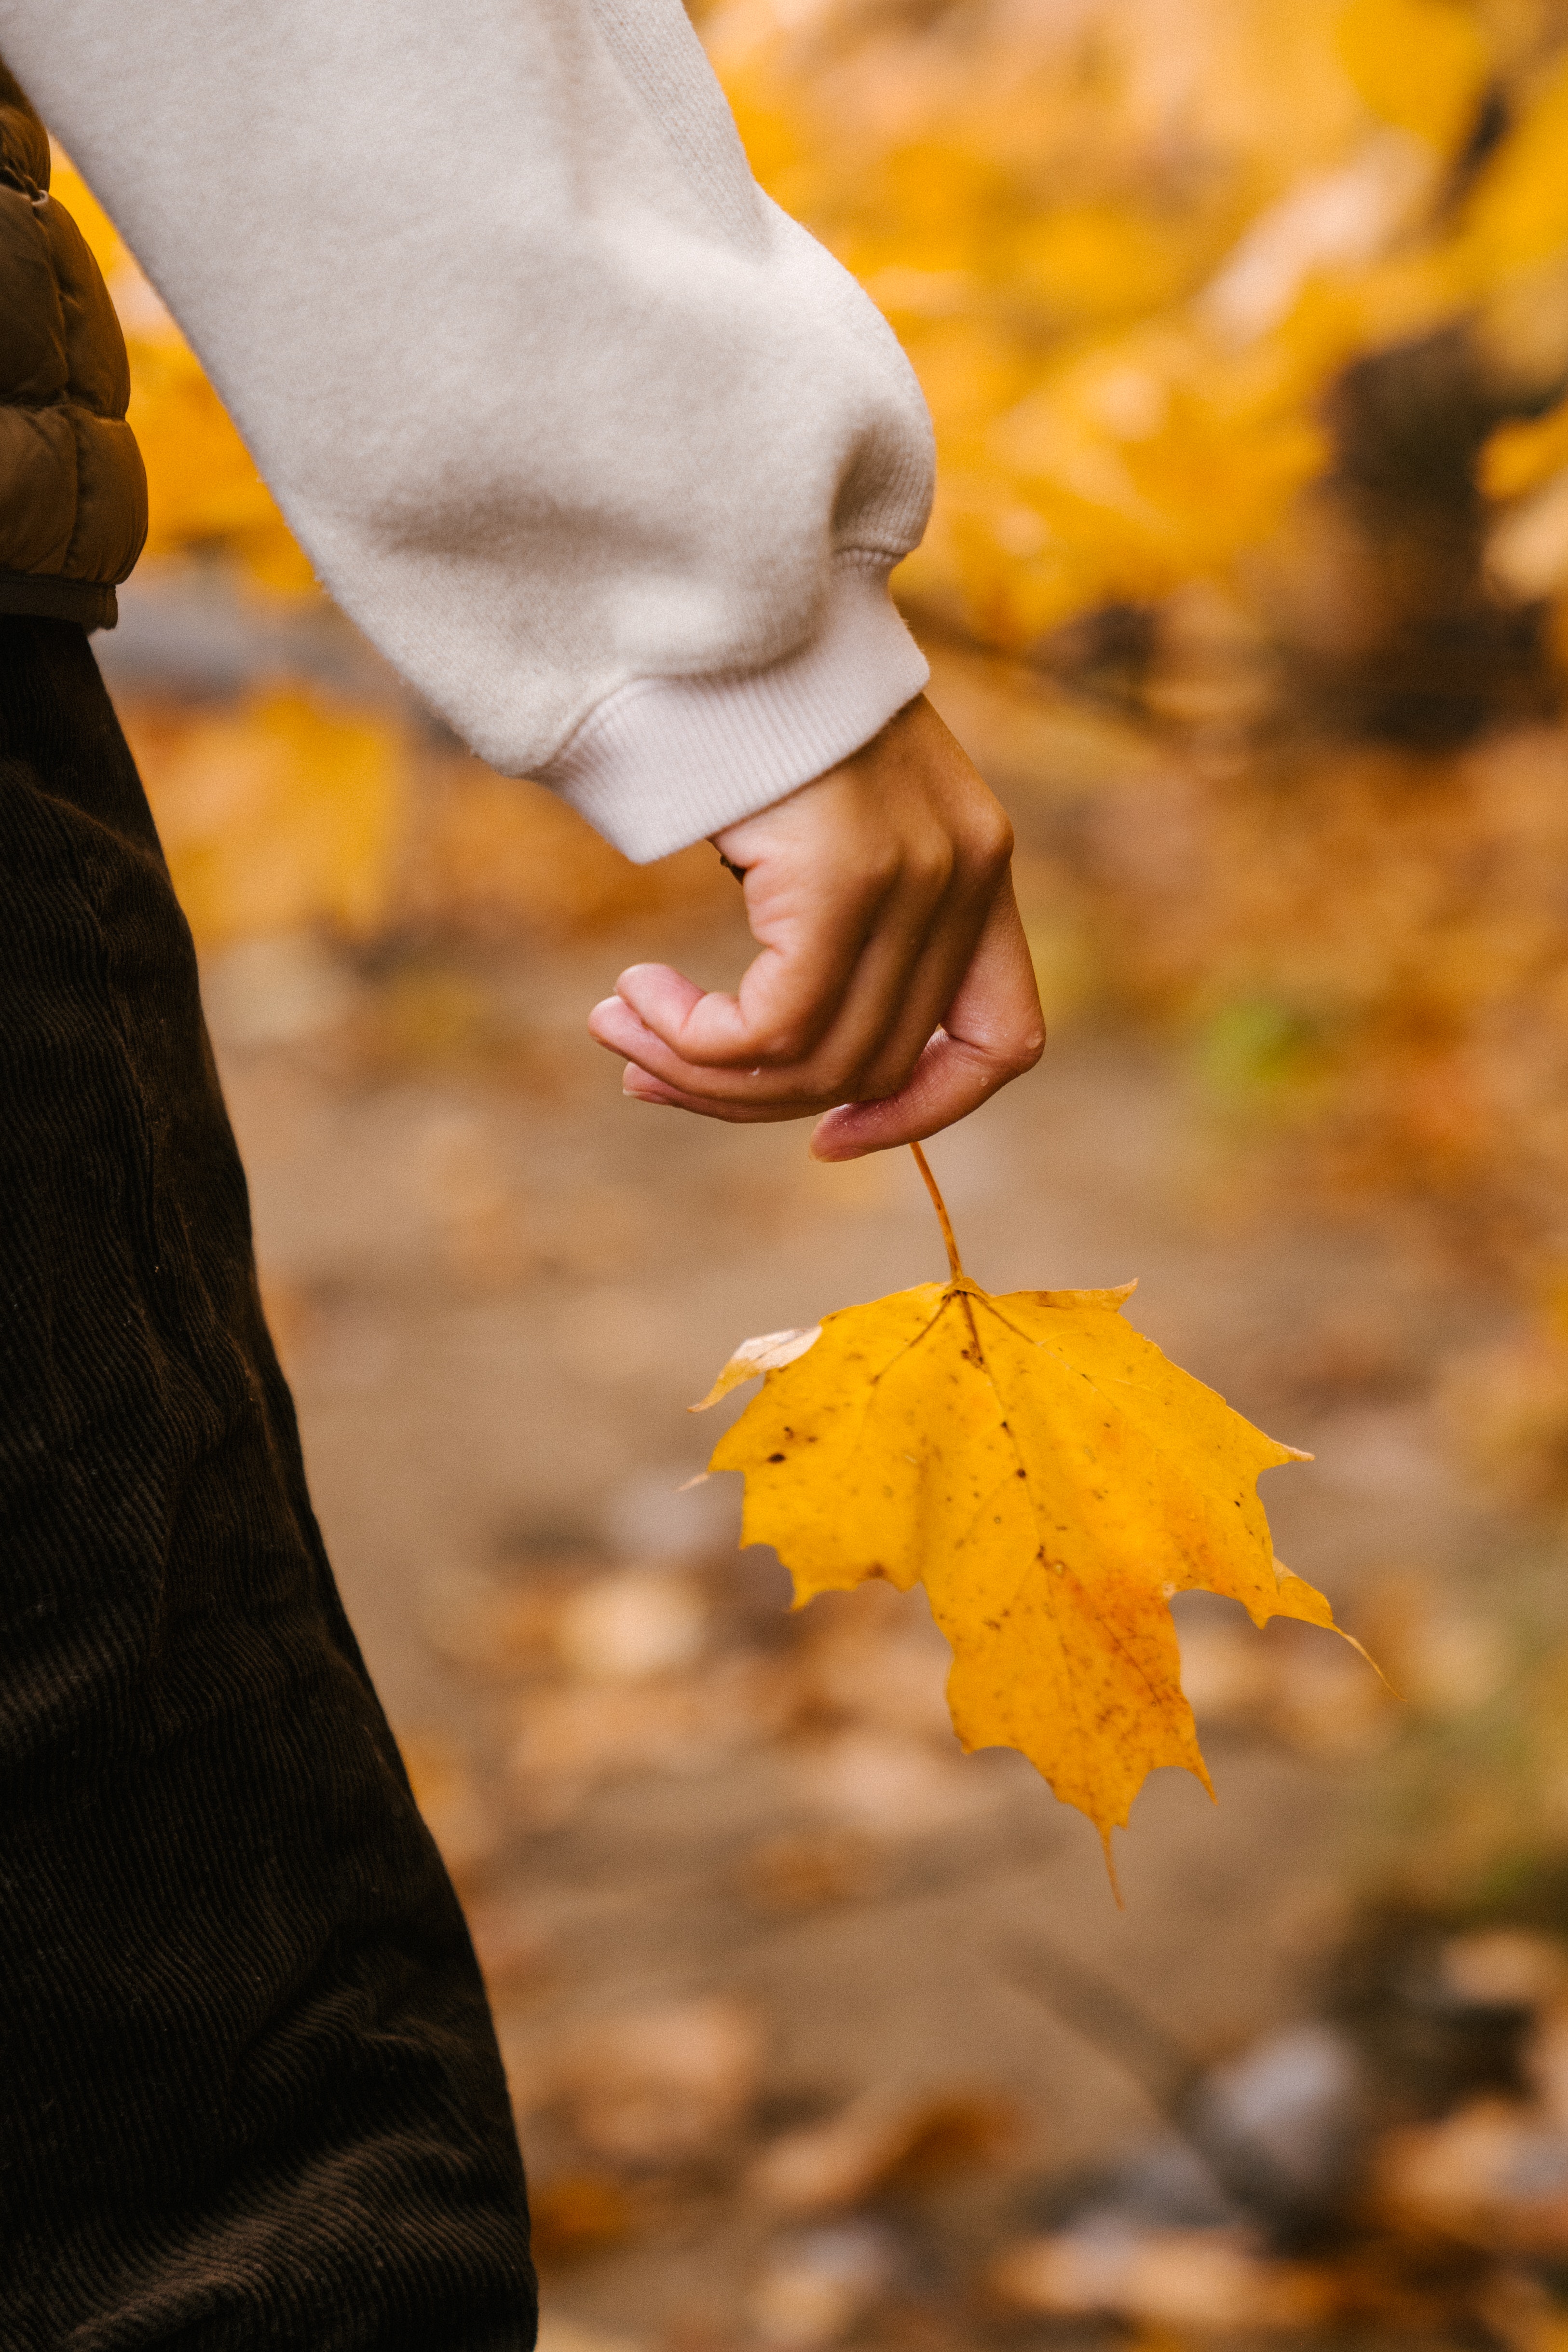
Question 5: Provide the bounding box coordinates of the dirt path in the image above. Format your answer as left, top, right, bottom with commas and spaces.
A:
200, 877, 1514, 2345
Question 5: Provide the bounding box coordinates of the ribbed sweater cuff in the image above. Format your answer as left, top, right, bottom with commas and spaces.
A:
536, 558, 929, 862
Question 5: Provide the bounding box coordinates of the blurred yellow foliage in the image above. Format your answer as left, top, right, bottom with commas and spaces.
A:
122, 690, 407, 947
403, 757, 735, 940
1483, 397, 1568, 498
1462, 48, 1568, 276
53, 1, 1568, 651
50, 151, 314, 593
708, 0, 1568, 649
1335, 0, 1492, 148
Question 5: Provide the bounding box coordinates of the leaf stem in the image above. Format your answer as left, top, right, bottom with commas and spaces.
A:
910, 1142, 965, 1283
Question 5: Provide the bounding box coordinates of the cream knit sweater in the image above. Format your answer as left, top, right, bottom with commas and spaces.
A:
0, 0, 936, 859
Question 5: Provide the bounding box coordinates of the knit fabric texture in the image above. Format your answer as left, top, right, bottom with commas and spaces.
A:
0, 617, 535, 2347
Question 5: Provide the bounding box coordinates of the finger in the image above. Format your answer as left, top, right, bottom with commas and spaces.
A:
618, 882, 1044, 1138
589, 970, 716, 1073
822, 852, 1000, 1106
593, 891, 938, 1108
808, 880, 1044, 1160
620, 1062, 832, 1123
606, 841, 899, 1075
700, 739, 1012, 1101
591, 842, 993, 1109
590, 986, 809, 1104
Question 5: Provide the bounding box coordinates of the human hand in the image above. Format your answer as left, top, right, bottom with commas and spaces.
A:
586, 695, 1044, 1160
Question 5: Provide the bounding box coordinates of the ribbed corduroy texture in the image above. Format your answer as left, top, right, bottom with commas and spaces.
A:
0, 617, 535, 2349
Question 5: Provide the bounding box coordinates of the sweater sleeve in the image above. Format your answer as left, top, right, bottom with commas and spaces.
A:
0, 0, 935, 860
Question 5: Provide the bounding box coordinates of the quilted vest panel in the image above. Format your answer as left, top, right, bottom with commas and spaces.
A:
0, 61, 147, 630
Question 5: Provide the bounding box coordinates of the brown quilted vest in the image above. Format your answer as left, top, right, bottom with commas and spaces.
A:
0, 61, 146, 630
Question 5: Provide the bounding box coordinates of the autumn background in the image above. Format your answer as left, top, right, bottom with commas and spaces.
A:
56, 0, 1568, 2342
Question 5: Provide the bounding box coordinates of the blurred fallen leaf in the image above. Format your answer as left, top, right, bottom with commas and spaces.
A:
409, 1109, 537, 1292
785, 1729, 995, 1841
1350, 1576, 1509, 1722
736, 1828, 883, 1915
549, 1996, 764, 2168
748, 2222, 899, 2351
509, 1655, 793, 1812
793, 1586, 955, 1748
989, 2227, 1337, 2331
1263, 1634, 1400, 1758
421, 1568, 585, 1682
1175, 1611, 1399, 1754
1488, 471, 1568, 603
1451, 1933, 1568, 2018
553, 1568, 709, 1683
527, 2174, 640, 2266
1374, 2100, 1568, 2251
747, 2090, 1014, 2216
1173, 1619, 1277, 1729
697, 1146, 1362, 1867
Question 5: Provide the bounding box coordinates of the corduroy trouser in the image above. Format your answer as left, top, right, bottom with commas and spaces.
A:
0, 618, 535, 2348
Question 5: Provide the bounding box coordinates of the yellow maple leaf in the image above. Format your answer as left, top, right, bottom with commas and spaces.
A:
695, 1147, 1362, 1873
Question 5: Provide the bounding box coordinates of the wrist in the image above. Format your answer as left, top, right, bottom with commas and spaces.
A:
537, 562, 929, 863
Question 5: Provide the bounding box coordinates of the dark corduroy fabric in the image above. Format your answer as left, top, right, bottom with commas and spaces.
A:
0, 618, 536, 2349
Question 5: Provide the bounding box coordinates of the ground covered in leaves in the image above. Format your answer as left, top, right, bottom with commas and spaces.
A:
100, 595, 1568, 2352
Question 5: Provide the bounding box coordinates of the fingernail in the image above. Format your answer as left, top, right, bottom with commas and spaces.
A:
809, 1114, 859, 1161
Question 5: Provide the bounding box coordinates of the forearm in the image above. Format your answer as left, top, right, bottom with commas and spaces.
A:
0, 0, 935, 855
